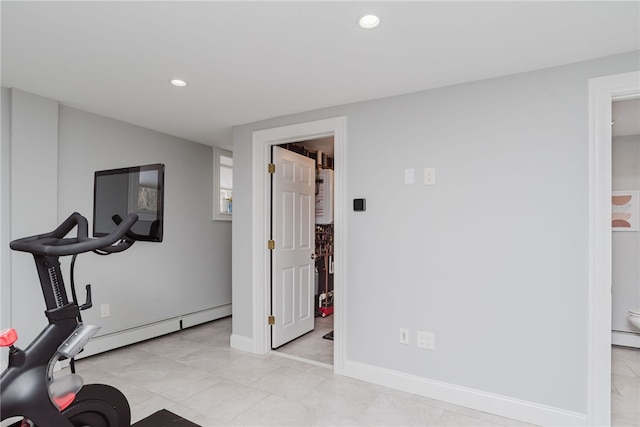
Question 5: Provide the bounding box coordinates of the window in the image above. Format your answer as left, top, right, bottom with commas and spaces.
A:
213, 148, 233, 221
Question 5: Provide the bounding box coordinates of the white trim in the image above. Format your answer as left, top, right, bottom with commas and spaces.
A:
251, 117, 346, 375
588, 70, 640, 426
181, 304, 232, 328
611, 331, 640, 349
213, 147, 233, 221
81, 318, 180, 359
343, 360, 586, 426
230, 333, 255, 353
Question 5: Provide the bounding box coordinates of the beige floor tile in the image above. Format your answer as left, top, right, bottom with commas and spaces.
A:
143, 366, 224, 402
209, 353, 282, 385
300, 377, 381, 420
612, 357, 638, 378
252, 366, 327, 401
438, 410, 503, 426
179, 379, 270, 423
275, 315, 334, 365
110, 354, 188, 385
611, 393, 640, 427
134, 331, 218, 359
230, 394, 318, 426
356, 392, 444, 426
69, 319, 640, 427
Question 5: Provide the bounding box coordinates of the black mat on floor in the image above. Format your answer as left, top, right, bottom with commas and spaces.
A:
132, 409, 201, 427
323, 330, 334, 340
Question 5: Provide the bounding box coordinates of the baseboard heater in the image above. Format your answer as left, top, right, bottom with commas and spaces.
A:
75, 304, 232, 360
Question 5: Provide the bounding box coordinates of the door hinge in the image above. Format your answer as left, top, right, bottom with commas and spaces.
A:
268, 315, 275, 325
267, 240, 275, 250
268, 163, 275, 174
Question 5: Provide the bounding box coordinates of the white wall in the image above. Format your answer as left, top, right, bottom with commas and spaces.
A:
232, 51, 640, 421
1, 90, 232, 357
612, 134, 640, 337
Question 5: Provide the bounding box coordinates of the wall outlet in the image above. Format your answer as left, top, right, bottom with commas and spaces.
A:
417, 331, 435, 350
404, 168, 415, 184
424, 168, 435, 185
100, 303, 110, 318
399, 328, 409, 344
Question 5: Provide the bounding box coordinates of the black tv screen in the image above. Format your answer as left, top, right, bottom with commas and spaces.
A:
93, 163, 164, 242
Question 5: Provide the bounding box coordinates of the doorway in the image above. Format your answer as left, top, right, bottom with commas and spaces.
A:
251, 117, 346, 375
611, 97, 640, 350
271, 137, 336, 366
610, 97, 640, 426
588, 71, 640, 425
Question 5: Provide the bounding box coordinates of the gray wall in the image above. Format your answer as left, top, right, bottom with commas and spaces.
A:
1, 88, 11, 368
57, 106, 232, 335
4, 89, 59, 349
612, 134, 640, 334
1, 90, 231, 352
232, 51, 640, 415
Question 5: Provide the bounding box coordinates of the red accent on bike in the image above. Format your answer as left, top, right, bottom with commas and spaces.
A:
0, 328, 17, 347
54, 392, 76, 411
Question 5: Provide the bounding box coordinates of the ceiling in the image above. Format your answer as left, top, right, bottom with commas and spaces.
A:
2, 1, 639, 151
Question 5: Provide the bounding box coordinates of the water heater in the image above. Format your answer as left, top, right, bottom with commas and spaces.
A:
316, 169, 334, 224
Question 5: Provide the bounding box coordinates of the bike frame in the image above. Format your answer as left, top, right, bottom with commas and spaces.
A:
1, 212, 137, 427
2, 255, 85, 426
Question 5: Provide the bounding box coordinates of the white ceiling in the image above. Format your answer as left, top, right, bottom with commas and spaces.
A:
2, 1, 639, 150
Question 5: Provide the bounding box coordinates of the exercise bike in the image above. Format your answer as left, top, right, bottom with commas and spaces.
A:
1, 212, 138, 427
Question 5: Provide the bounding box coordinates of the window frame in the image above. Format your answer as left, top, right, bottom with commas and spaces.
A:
213, 147, 233, 221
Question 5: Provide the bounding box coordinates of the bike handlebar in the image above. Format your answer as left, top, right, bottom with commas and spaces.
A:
10, 212, 138, 257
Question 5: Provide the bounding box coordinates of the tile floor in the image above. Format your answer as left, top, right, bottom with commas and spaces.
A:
611, 345, 640, 426
273, 315, 334, 366
67, 317, 639, 426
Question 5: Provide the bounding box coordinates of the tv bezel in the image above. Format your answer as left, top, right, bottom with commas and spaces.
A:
93, 163, 165, 242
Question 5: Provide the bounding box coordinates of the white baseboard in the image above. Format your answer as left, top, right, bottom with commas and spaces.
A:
182, 304, 232, 328
78, 319, 179, 359
612, 330, 640, 348
230, 333, 254, 352
78, 304, 231, 359
342, 360, 586, 427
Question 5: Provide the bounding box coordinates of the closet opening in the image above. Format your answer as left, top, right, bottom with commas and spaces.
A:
270, 136, 335, 366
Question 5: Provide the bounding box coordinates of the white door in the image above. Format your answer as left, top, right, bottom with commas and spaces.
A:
271, 146, 316, 348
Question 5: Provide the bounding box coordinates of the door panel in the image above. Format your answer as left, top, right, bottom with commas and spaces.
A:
272, 146, 316, 348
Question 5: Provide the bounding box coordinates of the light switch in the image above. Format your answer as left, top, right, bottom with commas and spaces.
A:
404, 168, 415, 185
424, 168, 435, 185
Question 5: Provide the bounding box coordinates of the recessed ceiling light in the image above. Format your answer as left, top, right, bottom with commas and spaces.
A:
359, 14, 380, 29
170, 79, 188, 87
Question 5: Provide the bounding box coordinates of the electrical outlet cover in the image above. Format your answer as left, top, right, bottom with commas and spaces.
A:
417, 331, 435, 349
399, 328, 409, 344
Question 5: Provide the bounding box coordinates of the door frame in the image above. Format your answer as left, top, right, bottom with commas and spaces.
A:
251, 117, 346, 374
588, 70, 639, 426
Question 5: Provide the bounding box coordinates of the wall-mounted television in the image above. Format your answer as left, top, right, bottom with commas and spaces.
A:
93, 163, 164, 242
